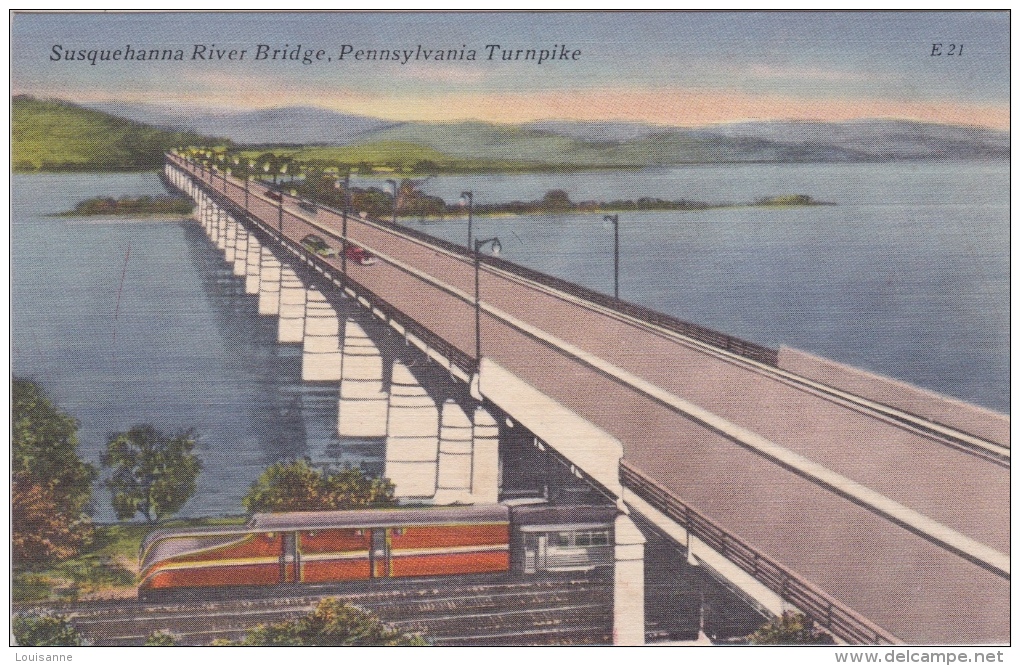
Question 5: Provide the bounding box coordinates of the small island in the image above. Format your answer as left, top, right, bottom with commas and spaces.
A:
59, 195, 195, 218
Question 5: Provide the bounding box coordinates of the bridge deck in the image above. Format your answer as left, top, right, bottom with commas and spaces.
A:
173, 158, 1009, 644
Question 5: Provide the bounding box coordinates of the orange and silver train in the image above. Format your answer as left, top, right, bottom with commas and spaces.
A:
138, 504, 616, 597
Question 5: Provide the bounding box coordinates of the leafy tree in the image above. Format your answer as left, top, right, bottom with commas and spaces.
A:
12, 614, 84, 646
748, 611, 835, 645
13, 378, 96, 513
102, 425, 202, 522
12, 378, 96, 563
226, 598, 427, 646
541, 189, 573, 212
12, 479, 92, 563
242, 459, 395, 514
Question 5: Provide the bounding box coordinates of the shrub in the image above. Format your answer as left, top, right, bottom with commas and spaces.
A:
12, 614, 84, 646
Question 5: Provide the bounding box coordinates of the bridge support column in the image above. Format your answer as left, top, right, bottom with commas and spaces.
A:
337, 320, 389, 438
471, 406, 500, 504
245, 236, 262, 294
278, 265, 307, 343
433, 400, 474, 505
302, 289, 342, 381
207, 204, 217, 241
224, 217, 238, 263
613, 515, 646, 646
258, 248, 281, 316
215, 209, 227, 251
233, 227, 249, 276
385, 361, 440, 499
201, 199, 213, 235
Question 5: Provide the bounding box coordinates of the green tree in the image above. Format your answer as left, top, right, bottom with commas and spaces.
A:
12, 378, 96, 563
102, 425, 202, 522
748, 611, 835, 645
12, 614, 84, 646
542, 189, 573, 212
242, 459, 395, 514
226, 598, 426, 646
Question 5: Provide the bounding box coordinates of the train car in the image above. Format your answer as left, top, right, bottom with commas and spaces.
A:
138, 505, 510, 597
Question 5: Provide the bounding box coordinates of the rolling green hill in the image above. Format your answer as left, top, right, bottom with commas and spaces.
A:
359, 121, 640, 167
12, 96, 223, 172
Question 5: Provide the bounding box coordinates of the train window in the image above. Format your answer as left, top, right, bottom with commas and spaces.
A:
574, 530, 611, 547
551, 532, 572, 547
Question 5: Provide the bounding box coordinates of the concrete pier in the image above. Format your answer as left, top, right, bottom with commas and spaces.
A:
385, 360, 440, 499
233, 227, 249, 277
258, 247, 282, 316
245, 236, 262, 294
224, 217, 238, 263
302, 288, 342, 381
337, 320, 389, 438
433, 399, 474, 505
215, 208, 227, 250
471, 406, 500, 504
613, 514, 646, 646
278, 265, 307, 344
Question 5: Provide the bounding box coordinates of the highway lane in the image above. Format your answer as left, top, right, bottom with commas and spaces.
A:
221, 167, 1009, 552
175, 159, 1009, 643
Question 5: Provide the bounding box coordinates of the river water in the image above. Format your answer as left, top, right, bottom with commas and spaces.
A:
11, 161, 1009, 519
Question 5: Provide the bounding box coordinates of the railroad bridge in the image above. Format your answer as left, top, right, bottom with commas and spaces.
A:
163, 154, 1009, 645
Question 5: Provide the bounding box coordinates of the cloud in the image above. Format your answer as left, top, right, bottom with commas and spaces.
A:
740, 64, 895, 83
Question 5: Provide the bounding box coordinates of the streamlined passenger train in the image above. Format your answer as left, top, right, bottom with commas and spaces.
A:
138, 504, 616, 598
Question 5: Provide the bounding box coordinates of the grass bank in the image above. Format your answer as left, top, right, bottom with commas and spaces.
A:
13, 517, 247, 604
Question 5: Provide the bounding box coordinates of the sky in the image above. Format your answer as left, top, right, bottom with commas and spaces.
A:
10, 11, 1011, 128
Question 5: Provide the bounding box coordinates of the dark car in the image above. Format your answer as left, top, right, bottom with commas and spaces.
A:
266, 190, 284, 202
301, 234, 338, 258
345, 245, 378, 266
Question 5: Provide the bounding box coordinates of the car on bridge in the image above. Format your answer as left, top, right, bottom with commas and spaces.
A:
301, 234, 338, 258
346, 244, 378, 266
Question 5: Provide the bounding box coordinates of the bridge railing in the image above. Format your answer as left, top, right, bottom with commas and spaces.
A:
365, 213, 780, 367
620, 460, 899, 645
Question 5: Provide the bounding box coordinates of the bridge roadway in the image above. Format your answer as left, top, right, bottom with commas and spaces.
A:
173, 157, 1009, 644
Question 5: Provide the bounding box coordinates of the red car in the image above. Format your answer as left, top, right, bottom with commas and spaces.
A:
345, 245, 378, 265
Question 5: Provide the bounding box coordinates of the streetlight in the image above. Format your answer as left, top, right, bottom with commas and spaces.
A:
245, 161, 255, 209
336, 172, 351, 274
460, 190, 474, 251
603, 214, 620, 300
385, 179, 398, 225
473, 236, 502, 365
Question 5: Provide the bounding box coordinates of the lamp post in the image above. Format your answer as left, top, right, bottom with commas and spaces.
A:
473, 236, 502, 365
336, 172, 350, 274
245, 161, 254, 209
386, 178, 398, 225
603, 214, 620, 300
460, 190, 474, 251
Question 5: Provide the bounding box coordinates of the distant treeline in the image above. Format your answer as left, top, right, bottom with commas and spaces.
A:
284, 178, 830, 220
59, 195, 195, 217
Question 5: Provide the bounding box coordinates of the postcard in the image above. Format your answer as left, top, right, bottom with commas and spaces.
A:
9, 10, 1010, 655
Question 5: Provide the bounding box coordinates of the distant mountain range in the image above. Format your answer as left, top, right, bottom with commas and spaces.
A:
84, 101, 1008, 164
84, 102, 399, 146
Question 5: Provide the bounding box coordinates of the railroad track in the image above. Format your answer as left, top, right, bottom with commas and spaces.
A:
31, 575, 612, 646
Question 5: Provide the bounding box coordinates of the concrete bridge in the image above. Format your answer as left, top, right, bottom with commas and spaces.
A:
164, 154, 1009, 645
